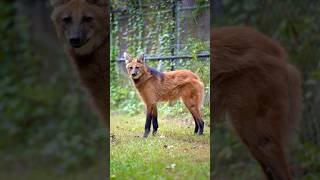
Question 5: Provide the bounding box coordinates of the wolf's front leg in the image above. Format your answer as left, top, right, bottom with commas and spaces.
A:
152, 105, 158, 135
143, 108, 153, 138
144, 105, 157, 138
143, 113, 152, 138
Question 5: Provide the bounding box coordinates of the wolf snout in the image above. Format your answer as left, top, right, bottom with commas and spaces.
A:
69, 38, 85, 48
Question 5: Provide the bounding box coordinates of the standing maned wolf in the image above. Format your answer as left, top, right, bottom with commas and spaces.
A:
50, 0, 108, 127
212, 26, 301, 180
124, 53, 205, 138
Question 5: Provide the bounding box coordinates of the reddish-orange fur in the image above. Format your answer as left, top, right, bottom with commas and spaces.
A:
125, 53, 205, 137
51, 0, 108, 128
212, 26, 301, 180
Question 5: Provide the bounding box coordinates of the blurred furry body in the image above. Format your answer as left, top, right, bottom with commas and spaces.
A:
51, 0, 109, 127
212, 26, 301, 180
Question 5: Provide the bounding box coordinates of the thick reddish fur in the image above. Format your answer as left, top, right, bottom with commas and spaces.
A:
125, 55, 205, 137
51, 0, 109, 128
134, 69, 204, 105
212, 26, 301, 180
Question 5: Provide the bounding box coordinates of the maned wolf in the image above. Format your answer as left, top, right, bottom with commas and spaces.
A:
124, 53, 205, 138
212, 26, 301, 180
50, 0, 108, 127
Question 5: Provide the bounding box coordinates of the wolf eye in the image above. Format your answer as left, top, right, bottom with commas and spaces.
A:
129, 67, 133, 69
136, 67, 140, 69
62, 16, 72, 24
83, 16, 94, 22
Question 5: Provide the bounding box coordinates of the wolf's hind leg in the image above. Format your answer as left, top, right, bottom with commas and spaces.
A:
191, 114, 199, 134
230, 113, 292, 180
143, 113, 152, 138
182, 96, 204, 135
152, 105, 158, 135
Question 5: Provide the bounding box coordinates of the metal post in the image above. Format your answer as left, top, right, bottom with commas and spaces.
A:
175, 0, 181, 69
176, 0, 181, 52
171, 0, 177, 71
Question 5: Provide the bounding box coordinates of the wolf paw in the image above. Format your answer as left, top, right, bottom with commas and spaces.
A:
143, 130, 150, 138
152, 131, 157, 136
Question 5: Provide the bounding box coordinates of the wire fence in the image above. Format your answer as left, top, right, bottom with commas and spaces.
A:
116, 53, 210, 70
111, 0, 210, 63
110, 0, 210, 116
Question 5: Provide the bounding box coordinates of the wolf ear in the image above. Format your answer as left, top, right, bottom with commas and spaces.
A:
50, 0, 70, 7
124, 52, 132, 64
137, 54, 145, 63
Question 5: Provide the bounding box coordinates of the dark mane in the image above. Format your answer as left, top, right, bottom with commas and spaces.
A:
147, 66, 165, 80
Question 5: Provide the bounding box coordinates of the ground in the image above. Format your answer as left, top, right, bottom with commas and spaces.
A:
110, 113, 210, 180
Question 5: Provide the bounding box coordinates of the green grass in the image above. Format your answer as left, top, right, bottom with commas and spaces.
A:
110, 113, 210, 180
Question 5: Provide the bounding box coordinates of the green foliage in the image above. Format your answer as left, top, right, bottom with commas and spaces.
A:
192, 0, 210, 21
0, 2, 104, 173
110, 1, 210, 123
0, 166, 102, 180
295, 142, 320, 178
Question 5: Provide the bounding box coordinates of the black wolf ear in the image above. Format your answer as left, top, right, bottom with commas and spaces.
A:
50, 0, 70, 7
137, 54, 145, 63
124, 52, 132, 64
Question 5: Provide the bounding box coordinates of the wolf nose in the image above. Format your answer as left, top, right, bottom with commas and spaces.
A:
69, 38, 82, 48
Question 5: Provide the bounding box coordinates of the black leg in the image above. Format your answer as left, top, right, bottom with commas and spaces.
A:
197, 119, 204, 135
152, 106, 158, 135
152, 115, 158, 135
264, 167, 276, 180
194, 123, 199, 134
143, 112, 152, 138
192, 115, 199, 134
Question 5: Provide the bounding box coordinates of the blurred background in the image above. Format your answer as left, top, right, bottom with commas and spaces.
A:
0, 1, 105, 179
212, 0, 320, 179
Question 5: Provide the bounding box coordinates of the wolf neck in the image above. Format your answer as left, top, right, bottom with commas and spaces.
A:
133, 73, 152, 88
66, 40, 108, 127
133, 66, 163, 87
